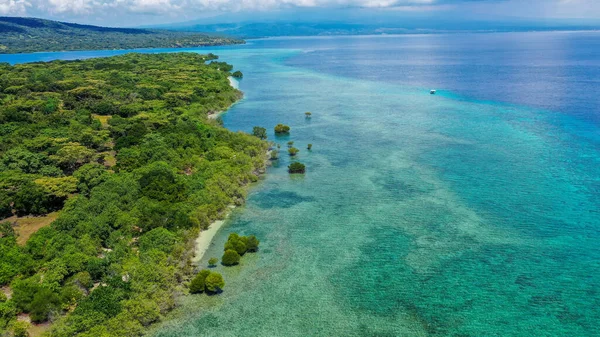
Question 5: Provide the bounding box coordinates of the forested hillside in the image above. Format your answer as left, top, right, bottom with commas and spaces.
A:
0, 17, 244, 54
0, 53, 268, 336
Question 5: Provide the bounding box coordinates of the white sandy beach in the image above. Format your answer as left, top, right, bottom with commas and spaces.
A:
196, 76, 244, 259
193, 206, 236, 262
228, 76, 239, 89
208, 76, 240, 120
192, 220, 226, 263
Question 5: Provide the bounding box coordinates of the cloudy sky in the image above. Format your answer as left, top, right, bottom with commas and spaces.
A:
1, 0, 599, 26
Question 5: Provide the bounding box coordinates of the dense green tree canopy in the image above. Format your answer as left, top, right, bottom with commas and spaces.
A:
204, 272, 225, 293
189, 270, 211, 294
222, 249, 241, 266
288, 162, 306, 174
252, 126, 267, 140
274, 124, 291, 135
208, 257, 218, 267
0, 53, 268, 336
245, 235, 260, 252
221, 233, 260, 267
288, 147, 300, 156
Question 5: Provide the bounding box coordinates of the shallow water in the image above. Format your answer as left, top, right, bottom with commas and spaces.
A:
5, 32, 600, 336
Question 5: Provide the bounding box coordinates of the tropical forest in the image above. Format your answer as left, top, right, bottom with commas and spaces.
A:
0, 52, 268, 336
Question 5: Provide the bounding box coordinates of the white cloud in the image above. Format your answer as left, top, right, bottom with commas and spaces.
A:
0, 0, 30, 14
1, 0, 598, 22
127, 0, 181, 14
45, 0, 97, 13
3, 0, 443, 15
467, 0, 600, 19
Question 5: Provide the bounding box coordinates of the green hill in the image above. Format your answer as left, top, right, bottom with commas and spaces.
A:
0, 17, 244, 54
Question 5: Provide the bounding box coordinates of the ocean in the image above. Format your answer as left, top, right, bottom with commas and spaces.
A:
3, 32, 599, 336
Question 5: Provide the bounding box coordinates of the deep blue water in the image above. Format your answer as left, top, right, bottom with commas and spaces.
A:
3, 32, 600, 336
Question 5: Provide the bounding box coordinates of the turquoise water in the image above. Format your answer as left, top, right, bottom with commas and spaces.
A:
4, 33, 600, 336
155, 37, 599, 336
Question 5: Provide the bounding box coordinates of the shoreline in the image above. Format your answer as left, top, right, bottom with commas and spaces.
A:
192, 150, 271, 262
195, 75, 240, 259
192, 206, 236, 263
192, 148, 272, 263
208, 76, 241, 120
196, 74, 267, 262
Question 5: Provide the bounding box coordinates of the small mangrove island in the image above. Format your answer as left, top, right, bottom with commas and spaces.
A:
288, 162, 306, 174
222, 233, 260, 266
274, 124, 291, 135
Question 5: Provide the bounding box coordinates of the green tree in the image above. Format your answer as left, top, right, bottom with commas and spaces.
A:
205, 272, 225, 293
274, 124, 290, 135
13, 320, 30, 337
288, 162, 306, 174
123, 299, 160, 327
34, 176, 78, 198
11, 277, 41, 313
51, 142, 95, 171
0, 222, 15, 238
224, 239, 246, 255
13, 182, 60, 216
189, 270, 211, 294
208, 258, 218, 267
74, 285, 125, 318
287, 141, 294, 148
137, 162, 186, 202
231, 71, 243, 78
288, 147, 299, 156
224, 233, 247, 255
73, 163, 109, 196
246, 235, 260, 252
30, 287, 60, 323
221, 249, 241, 266
0, 191, 13, 218
71, 272, 93, 290
60, 284, 85, 307
138, 227, 177, 254
0, 300, 17, 329
252, 126, 267, 140
307, 144, 312, 150
0, 236, 35, 285
0, 148, 47, 174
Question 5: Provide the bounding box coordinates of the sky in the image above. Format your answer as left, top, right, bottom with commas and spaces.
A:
0, 0, 599, 27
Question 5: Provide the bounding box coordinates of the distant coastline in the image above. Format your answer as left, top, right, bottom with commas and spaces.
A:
240, 29, 600, 41
157, 19, 600, 40
0, 16, 245, 54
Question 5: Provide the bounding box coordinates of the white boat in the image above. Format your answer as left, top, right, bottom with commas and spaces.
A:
430, 90, 436, 94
